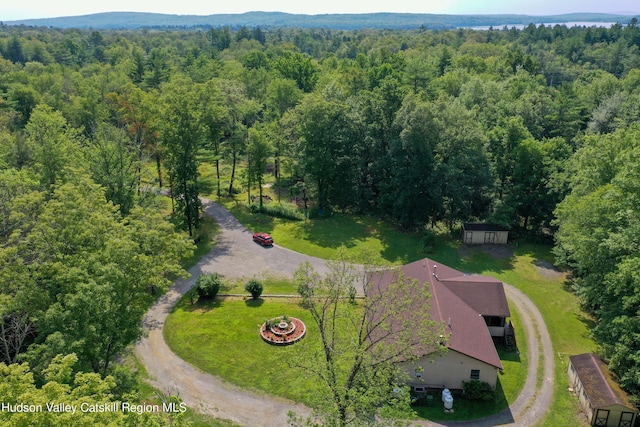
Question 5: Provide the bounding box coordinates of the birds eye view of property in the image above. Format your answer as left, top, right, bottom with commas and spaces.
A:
1, 2, 640, 426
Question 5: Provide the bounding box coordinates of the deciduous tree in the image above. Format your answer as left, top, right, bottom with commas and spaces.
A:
19, 176, 192, 376
246, 127, 272, 208
161, 78, 204, 236
291, 250, 445, 426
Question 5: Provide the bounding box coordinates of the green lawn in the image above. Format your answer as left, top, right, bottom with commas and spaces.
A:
219, 274, 299, 295
164, 297, 325, 405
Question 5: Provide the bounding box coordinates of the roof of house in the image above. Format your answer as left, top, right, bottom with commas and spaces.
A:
402, 259, 511, 319
371, 258, 506, 370
569, 353, 638, 411
463, 223, 510, 232
440, 279, 511, 318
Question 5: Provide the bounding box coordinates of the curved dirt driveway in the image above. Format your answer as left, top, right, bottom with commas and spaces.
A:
135, 199, 555, 426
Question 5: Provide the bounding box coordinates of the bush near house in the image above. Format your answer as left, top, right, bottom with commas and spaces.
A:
462, 380, 495, 401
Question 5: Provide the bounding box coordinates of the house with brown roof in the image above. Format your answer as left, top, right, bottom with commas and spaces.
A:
568, 353, 638, 427
373, 258, 512, 393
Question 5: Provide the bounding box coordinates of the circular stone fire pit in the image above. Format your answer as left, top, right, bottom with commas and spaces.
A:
260, 316, 306, 346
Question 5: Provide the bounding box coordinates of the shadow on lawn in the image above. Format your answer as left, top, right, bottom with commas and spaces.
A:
376, 225, 423, 264
431, 238, 517, 276
197, 175, 217, 196
300, 214, 363, 250
181, 296, 225, 313
245, 298, 264, 307
227, 204, 277, 234
575, 312, 596, 332
499, 345, 522, 364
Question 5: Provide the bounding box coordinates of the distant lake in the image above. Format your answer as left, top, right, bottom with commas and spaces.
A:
469, 22, 619, 30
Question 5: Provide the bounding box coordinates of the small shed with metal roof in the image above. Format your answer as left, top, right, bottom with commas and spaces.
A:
568, 353, 638, 427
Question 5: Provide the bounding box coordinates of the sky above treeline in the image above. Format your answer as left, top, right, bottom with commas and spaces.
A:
2, 0, 639, 21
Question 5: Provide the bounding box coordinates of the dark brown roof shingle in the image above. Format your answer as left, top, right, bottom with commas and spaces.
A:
372, 258, 506, 369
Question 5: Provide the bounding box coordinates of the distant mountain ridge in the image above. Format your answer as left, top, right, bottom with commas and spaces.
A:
4, 11, 638, 30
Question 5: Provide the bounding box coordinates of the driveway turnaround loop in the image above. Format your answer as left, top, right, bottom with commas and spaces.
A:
136, 199, 555, 426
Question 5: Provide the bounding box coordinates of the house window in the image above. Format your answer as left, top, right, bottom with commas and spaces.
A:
484, 232, 496, 244
470, 370, 480, 380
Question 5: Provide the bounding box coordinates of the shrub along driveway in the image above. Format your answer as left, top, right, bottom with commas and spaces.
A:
135, 198, 554, 427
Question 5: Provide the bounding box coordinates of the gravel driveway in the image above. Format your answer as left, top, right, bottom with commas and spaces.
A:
135, 199, 555, 426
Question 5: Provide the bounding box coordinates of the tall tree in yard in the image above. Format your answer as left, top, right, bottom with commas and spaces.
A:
432, 99, 493, 226
162, 78, 203, 236
290, 249, 445, 427
218, 80, 260, 196
201, 80, 226, 198
265, 78, 303, 187
388, 94, 439, 228
246, 127, 272, 208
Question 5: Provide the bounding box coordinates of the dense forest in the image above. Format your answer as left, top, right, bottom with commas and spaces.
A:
1, 19, 640, 419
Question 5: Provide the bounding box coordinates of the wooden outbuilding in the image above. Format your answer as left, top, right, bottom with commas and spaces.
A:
568, 353, 638, 427
462, 223, 509, 245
